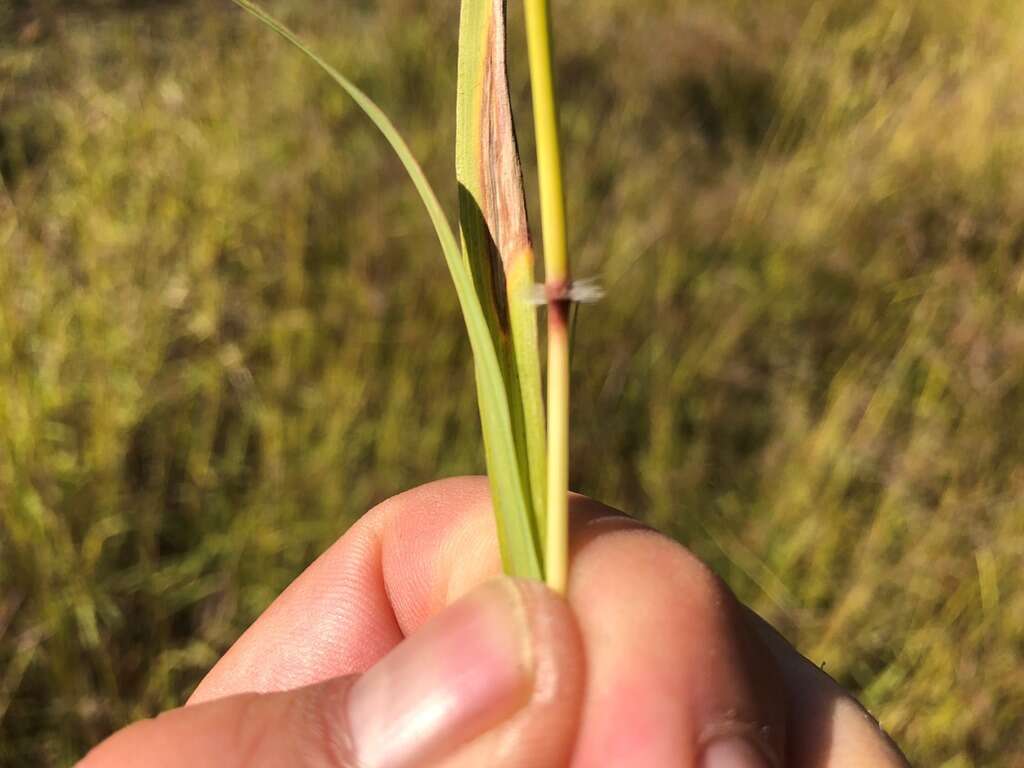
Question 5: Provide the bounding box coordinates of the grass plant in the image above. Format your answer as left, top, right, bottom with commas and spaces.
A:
232, 0, 574, 587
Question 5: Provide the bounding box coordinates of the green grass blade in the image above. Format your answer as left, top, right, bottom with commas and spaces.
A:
456, 0, 547, 550
231, 0, 542, 579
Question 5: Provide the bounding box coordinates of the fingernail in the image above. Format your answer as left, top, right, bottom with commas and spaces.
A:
346, 579, 533, 768
701, 736, 773, 768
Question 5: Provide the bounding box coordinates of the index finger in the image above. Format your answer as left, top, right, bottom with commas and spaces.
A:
188, 476, 508, 703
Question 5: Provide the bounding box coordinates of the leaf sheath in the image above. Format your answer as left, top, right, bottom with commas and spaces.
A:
457, 0, 547, 573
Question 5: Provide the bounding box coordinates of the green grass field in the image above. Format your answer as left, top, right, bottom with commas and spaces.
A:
2, 0, 1023, 764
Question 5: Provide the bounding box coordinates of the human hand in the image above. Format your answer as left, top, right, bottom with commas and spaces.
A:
80, 477, 908, 767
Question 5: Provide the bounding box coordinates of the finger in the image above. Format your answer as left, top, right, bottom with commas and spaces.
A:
80, 578, 583, 768
745, 610, 910, 768
189, 477, 500, 703
561, 512, 787, 767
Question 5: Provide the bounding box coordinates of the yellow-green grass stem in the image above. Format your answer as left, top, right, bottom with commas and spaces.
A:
522, 0, 567, 281
522, 0, 570, 593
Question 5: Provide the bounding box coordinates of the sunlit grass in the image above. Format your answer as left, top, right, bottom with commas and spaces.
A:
2, 1, 1023, 765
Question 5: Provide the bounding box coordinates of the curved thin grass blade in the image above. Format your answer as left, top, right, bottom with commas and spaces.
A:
231, 0, 542, 579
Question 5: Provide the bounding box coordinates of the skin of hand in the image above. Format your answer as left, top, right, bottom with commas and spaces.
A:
78, 477, 910, 768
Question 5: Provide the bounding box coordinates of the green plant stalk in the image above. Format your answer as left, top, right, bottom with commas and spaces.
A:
522, 0, 570, 593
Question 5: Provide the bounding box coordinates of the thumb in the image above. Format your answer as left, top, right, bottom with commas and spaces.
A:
78, 578, 584, 768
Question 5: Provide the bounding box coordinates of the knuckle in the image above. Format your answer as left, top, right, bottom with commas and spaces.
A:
593, 527, 738, 618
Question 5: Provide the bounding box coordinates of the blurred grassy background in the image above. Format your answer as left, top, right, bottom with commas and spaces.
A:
2, 0, 1023, 764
